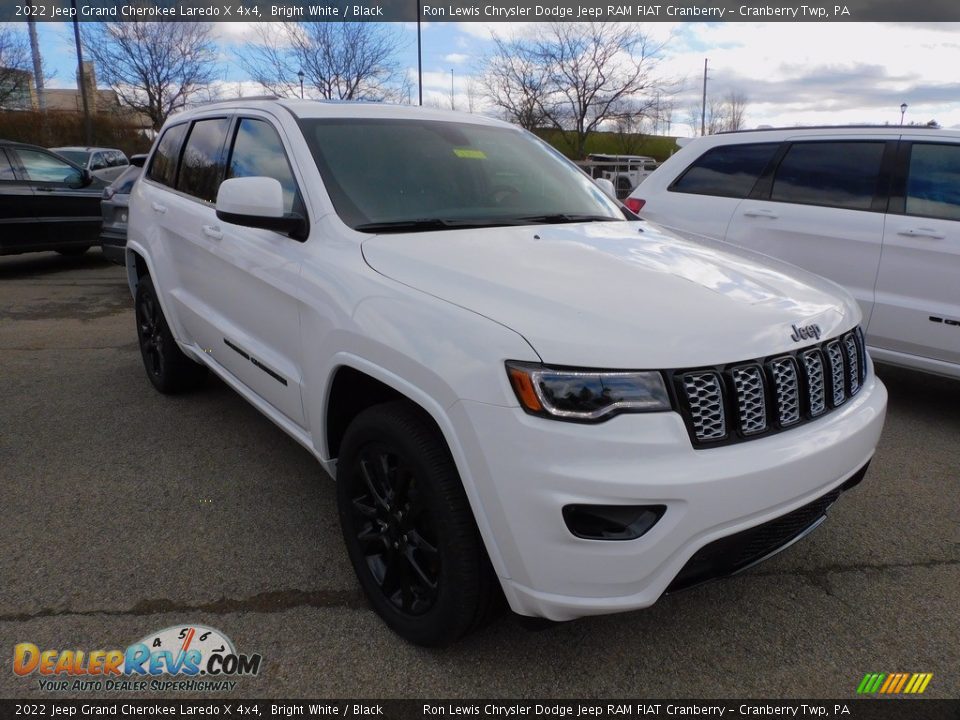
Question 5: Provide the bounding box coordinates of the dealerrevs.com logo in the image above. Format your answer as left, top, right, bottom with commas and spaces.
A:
13, 625, 262, 692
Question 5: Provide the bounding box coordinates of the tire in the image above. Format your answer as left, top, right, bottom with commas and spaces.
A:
56, 246, 90, 256
337, 401, 496, 646
135, 275, 207, 394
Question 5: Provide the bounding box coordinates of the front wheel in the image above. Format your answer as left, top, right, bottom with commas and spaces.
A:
337, 401, 496, 646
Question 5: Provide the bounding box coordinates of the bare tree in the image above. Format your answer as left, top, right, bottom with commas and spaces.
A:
81, 22, 219, 130
687, 93, 748, 135
239, 23, 407, 102
480, 35, 550, 130
614, 101, 649, 155
481, 24, 672, 157
0, 25, 30, 109
540, 23, 667, 158
722, 91, 748, 132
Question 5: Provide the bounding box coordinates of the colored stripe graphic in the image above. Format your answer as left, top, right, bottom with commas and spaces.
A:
858, 672, 932, 694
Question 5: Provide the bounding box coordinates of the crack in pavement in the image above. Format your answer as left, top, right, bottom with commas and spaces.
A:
0, 588, 369, 623
751, 556, 960, 581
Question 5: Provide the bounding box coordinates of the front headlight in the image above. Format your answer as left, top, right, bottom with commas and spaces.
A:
506, 361, 671, 422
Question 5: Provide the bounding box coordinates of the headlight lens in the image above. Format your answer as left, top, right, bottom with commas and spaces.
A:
506, 361, 671, 422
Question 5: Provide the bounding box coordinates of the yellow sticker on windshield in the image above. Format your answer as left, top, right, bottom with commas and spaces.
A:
453, 148, 487, 159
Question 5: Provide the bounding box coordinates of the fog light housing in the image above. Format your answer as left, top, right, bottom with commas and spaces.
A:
562, 504, 666, 541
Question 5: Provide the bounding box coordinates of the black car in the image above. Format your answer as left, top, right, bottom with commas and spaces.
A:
0, 139, 106, 256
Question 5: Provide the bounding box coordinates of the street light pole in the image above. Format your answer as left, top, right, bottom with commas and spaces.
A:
900, 103, 908, 126
298, 69, 305, 99
70, 0, 92, 145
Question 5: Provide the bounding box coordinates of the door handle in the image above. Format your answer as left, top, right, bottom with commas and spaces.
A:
897, 227, 945, 239
151, 202, 167, 214
742, 208, 779, 219
202, 225, 223, 240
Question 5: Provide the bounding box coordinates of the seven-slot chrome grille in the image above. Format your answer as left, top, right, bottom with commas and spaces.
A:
675, 327, 868, 448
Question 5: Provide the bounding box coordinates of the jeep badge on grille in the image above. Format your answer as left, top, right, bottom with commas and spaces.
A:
790, 323, 822, 342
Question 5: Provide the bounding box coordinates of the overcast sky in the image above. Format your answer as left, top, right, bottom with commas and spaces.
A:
32, 21, 960, 133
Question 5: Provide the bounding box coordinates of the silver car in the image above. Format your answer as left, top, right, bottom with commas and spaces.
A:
50, 146, 130, 183
99, 155, 145, 264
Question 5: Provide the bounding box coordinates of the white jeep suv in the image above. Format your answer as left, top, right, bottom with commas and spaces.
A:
628, 126, 960, 380
126, 100, 887, 646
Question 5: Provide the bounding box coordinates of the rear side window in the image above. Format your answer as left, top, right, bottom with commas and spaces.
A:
905, 143, 960, 221
226, 118, 299, 214
671, 143, 779, 198
771, 141, 885, 211
148, 123, 189, 188
177, 118, 230, 203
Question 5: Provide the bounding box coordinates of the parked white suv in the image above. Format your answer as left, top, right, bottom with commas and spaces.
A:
627, 126, 960, 380
126, 100, 886, 646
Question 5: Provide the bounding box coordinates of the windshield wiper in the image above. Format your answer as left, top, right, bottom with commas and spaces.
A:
513, 214, 622, 225
354, 218, 515, 233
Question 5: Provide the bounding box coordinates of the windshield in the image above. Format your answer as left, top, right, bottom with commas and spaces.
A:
54, 150, 89, 166
298, 118, 625, 231
109, 165, 142, 195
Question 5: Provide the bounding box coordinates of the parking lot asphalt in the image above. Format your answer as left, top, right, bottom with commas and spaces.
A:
0, 250, 958, 700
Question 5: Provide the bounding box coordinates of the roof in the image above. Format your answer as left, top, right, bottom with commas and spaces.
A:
50, 146, 123, 153
174, 97, 511, 129
712, 125, 960, 139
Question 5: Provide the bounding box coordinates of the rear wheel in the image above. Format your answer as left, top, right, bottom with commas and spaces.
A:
337, 401, 496, 646
135, 275, 207, 394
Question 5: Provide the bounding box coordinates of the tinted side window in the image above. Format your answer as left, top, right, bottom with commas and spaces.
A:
16, 149, 81, 183
227, 118, 298, 213
0, 150, 16, 181
905, 143, 960, 221
771, 141, 885, 211
177, 118, 230, 203
671, 143, 779, 198
89, 153, 107, 171
148, 123, 189, 188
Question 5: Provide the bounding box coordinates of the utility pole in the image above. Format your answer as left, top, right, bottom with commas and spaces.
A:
416, 0, 423, 106
70, 0, 92, 145
701, 58, 708, 137
450, 68, 455, 110
27, 18, 45, 110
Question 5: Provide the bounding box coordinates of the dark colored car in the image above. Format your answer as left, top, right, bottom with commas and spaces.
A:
0, 140, 106, 257
99, 154, 145, 265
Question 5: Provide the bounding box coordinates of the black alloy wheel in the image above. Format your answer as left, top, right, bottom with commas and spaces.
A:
350, 442, 440, 616
337, 401, 497, 646
134, 275, 207, 394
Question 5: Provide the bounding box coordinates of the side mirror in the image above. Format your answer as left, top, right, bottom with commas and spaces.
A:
215, 177, 308, 241
66, 168, 94, 189
595, 177, 616, 199
129, 154, 147, 168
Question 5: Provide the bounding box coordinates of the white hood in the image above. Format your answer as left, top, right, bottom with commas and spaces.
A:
361, 221, 858, 369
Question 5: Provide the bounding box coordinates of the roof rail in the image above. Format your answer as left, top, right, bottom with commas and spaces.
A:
190, 95, 281, 107
717, 124, 943, 134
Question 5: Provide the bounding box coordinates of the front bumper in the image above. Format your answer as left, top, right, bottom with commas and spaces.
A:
451, 373, 887, 621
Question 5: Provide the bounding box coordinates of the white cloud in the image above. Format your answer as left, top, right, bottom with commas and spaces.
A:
444, 53, 469, 64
